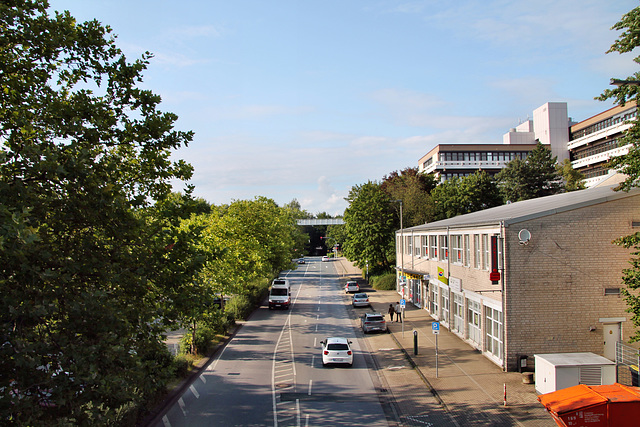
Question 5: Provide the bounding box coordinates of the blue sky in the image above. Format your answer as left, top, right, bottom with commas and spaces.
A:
49, 0, 638, 215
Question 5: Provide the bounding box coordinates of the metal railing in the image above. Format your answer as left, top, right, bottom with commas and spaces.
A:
616, 341, 640, 386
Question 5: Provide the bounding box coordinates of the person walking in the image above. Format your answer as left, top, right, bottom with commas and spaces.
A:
388, 303, 395, 322
395, 302, 402, 322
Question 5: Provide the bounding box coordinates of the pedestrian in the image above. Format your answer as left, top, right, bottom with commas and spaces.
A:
388, 303, 394, 322
395, 302, 402, 322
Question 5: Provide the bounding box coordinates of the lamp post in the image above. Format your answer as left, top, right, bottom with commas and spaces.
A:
393, 199, 404, 294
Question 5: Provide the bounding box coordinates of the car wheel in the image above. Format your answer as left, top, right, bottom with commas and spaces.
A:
348, 362, 353, 367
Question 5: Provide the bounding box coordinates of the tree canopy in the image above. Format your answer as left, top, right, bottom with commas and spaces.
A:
494, 142, 563, 202
1, 1, 197, 423
342, 181, 395, 273
431, 171, 501, 220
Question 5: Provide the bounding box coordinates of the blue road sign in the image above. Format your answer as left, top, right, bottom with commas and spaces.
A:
432, 321, 440, 334
400, 299, 406, 308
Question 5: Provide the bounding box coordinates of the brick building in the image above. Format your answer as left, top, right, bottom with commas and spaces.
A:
395, 185, 640, 371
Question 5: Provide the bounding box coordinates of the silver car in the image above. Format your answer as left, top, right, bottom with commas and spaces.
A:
361, 313, 387, 334
352, 292, 370, 307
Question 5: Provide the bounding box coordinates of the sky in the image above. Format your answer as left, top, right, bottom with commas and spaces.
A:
48, 0, 639, 216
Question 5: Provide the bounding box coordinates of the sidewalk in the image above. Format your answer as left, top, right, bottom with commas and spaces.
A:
335, 257, 555, 427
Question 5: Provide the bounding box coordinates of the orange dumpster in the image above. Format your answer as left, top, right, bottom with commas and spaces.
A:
538, 383, 640, 427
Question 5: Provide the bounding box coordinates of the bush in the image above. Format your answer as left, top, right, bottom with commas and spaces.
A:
179, 325, 217, 355
225, 294, 252, 320
371, 273, 397, 290
172, 353, 196, 377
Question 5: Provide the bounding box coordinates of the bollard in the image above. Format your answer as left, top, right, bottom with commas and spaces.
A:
413, 330, 418, 355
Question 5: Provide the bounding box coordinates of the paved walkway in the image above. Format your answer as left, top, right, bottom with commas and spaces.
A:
334, 257, 556, 427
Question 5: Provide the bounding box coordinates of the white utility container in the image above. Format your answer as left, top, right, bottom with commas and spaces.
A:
534, 352, 616, 394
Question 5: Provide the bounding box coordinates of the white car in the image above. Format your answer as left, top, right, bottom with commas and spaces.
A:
344, 281, 359, 293
320, 337, 353, 367
321, 255, 330, 262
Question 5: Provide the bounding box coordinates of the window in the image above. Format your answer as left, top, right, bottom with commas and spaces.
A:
429, 235, 438, 259
451, 235, 463, 264
485, 307, 503, 359
453, 294, 464, 333
441, 288, 449, 323
430, 284, 439, 315
422, 236, 429, 259
440, 235, 448, 261
482, 234, 490, 270
407, 236, 412, 255
474, 235, 481, 269
467, 299, 482, 345
414, 236, 420, 257
464, 235, 470, 267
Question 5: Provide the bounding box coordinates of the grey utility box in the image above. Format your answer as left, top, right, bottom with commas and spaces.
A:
534, 352, 616, 394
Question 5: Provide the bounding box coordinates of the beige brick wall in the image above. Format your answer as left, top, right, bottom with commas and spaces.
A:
504, 195, 640, 371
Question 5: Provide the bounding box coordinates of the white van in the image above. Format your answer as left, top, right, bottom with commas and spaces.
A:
268, 278, 291, 310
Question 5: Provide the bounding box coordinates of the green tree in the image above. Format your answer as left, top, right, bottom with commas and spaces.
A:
381, 167, 437, 227
557, 158, 586, 192
432, 171, 501, 220
495, 142, 563, 202
342, 181, 394, 273
597, 4, 640, 341
1, 1, 195, 423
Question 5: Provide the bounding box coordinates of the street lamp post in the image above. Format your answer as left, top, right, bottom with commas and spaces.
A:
393, 200, 404, 294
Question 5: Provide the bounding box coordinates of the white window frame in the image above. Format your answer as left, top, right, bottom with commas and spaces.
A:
474, 234, 481, 269
451, 235, 463, 264
464, 235, 470, 267
482, 234, 490, 271
467, 298, 482, 345
440, 235, 448, 261
485, 306, 503, 359
453, 293, 464, 333
430, 235, 438, 259
422, 236, 429, 259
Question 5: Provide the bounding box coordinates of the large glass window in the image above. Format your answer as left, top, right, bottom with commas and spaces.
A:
474, 235, 481, 269
453, 294, 464, 333
414, 236, 420, 257
430, 284, 439, 315
407, 236, 412, 255
467, 299, 482, 345
441, 288, 449, 323
485, 307, 503, 359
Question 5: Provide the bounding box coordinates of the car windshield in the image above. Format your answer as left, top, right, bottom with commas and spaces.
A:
270, 288, 288, 296
327, 343, 349, 351
367, 316, 384, 322
354, 294, 366, 298
273, 280, 286, 285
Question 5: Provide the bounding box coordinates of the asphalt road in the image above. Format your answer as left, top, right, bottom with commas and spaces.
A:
155, 257, 391, 427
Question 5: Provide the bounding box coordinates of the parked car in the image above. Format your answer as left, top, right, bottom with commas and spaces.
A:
297, 257, 305, 264
321, 255, 330, 262
320, 337, 353, 367
361, 313, 387, 334
352, 292, 370, 307
344, 281, 359, 293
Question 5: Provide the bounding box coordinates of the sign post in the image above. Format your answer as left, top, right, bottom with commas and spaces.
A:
432, 321, 440, 378
400, 299, 406, 337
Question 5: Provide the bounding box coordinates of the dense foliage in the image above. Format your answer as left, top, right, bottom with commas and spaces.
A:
0, 2, 302, 424
494, 142, 563, 202
598, 4, 640, 341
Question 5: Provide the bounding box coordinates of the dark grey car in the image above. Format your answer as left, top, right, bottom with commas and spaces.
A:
361, 313, 387, 334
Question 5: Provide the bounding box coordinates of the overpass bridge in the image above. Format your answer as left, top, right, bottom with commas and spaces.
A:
296, 218, 344, 226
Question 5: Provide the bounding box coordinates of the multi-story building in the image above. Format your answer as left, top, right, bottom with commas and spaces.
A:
419, 101, 636, 187
396, 185, 640, 371
419, 102, 571, 182
569, 103, 636, 187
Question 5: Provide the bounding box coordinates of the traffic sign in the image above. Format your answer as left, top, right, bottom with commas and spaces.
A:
431, 321, 440, 334
400, 299, 406, 308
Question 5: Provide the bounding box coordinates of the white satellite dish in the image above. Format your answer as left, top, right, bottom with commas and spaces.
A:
518, 229, 531, 245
